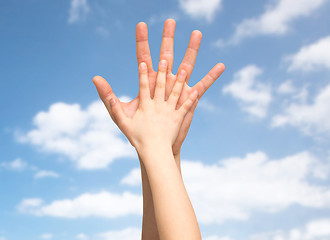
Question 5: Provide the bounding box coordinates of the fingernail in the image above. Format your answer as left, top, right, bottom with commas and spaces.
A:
160, 60, 167, 67
140, 62, 146, 70
179, 70, 186, 77
110, 98, 116, 107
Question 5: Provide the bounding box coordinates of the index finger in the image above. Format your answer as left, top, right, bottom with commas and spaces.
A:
177, 30, 202, 84
192, 63, 225, 97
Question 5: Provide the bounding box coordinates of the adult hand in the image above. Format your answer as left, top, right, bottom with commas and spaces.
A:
136, 19, 225, 156
93, 19, 225, 158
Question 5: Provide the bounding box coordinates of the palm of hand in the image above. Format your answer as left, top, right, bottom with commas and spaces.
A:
107, 61, 198, 151
119, 72, 195, 156
94, 19, 225, 157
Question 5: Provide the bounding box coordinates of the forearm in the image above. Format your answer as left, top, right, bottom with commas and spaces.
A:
138, 144, 201, 240
139, 150, 182, 240
139, 156, 160, 240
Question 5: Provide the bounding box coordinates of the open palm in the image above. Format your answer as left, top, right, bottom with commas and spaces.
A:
94, 19, 225, 159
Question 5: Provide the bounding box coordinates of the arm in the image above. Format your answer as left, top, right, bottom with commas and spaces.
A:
139, 145, 201, 240
139, 156, 159, 240
135, 19, 224, 239
93, 19, 225, 240
95, 59, 200, 239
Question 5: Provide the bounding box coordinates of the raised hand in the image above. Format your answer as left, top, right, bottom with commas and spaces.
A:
136, 19, 225, 158
98, 60, 197, 152
93, 19, 224, 240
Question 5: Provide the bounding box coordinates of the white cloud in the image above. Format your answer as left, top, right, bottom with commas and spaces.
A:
197, 99, 217, 112
222, 65, 272, 118
272, 84, 330, 135
286, 36, 330, 72
121, 151, 330, 224
76, 233, 89, 240
17, 100, 135, 170
217, 0, 326, 46
185, 151, 330, 224
250, 218, 330, 240
179, 0, 222, 22
1, 158, 27, 171
18, 198, 44, 212
97, 227, 141, 240
96, 27, 110, 38
0, 237, 6, 240
277, 80, 296, 95
40, 233, 53, 239
18, 191, 142, 219
121, 168, 141, 186
34, 170, 60, 179
68, 0, 90, 23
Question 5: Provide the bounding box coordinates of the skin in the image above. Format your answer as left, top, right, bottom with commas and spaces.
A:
93, 19, 225, 239
96, 60, 201, 240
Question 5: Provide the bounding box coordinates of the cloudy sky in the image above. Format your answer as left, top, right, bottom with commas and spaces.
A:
1, 0, 330, 239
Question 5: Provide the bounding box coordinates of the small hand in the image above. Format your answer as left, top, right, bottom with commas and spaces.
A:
94, 60, 198, 155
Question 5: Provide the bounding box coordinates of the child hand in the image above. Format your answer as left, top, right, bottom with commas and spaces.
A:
107, 60, 198, 151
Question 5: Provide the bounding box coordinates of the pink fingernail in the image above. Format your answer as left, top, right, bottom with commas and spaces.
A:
140, 62, 147, 70
179, 70, 186, 77
110, 98, 116, 107
160, 60, 167, 67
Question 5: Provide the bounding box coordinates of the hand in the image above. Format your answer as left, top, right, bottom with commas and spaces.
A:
98, 60, 198, 154
93, 19, 225, 158
136, 19, 225, 156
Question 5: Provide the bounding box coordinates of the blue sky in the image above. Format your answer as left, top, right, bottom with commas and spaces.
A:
1, 0, 330, 239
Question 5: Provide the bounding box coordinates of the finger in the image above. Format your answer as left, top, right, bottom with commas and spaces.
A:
177, 30, 202, 84
92, 75, 116, 119
159, 18, 176, 73
93, 76, 124, 125
173, 98, 198, 154
136, 22, 154, 73
192, 62, 225, 98
139, 62, 150, 106
167, 70, 186, 108
177, 90, 198, 118
154, 59, 167, 101
108, 97, 127, 129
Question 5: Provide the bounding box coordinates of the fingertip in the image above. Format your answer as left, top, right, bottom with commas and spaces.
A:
192, 90, 198, 99
217, 62, 226, 72
136, 22, 148, 40
192, 30, 202, 39
188, 30, 202, 50
165, 18, 176, 25
139, 62, 148, 72
163, 19, 176, 38
92, 76, 108, 89
179, 69, 186, 78
92, 75, 103, 84
159, 59, 167, 71
136, 21, 147, 29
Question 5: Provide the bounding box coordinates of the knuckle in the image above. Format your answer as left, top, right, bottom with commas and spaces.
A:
138, 54, 152, 63
172, 90, 180, 97
156, 81, 165, 88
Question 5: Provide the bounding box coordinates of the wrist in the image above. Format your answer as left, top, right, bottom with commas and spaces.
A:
136, 142, 173, 166
135, 140, 172, 155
